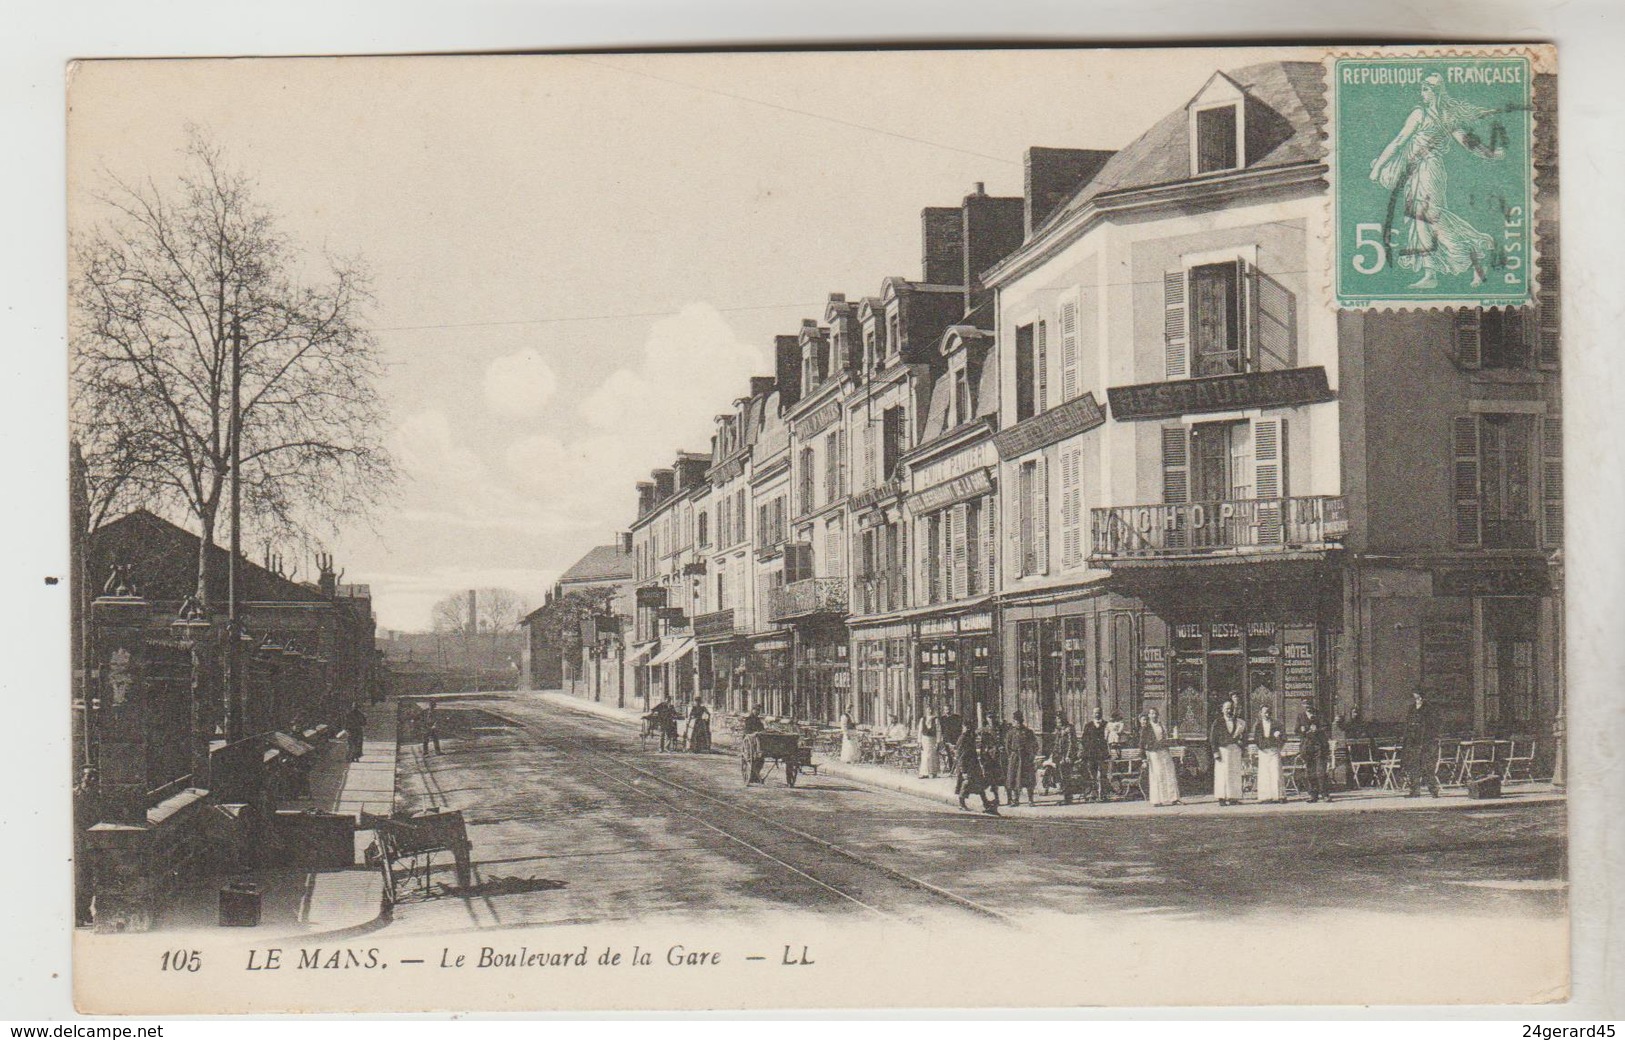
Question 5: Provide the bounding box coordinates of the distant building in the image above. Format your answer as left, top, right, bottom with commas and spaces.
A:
528, 539, 635, 702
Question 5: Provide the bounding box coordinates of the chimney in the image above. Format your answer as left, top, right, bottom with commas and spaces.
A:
676, 454, 709, 489
636, 481, 655, 517
652, 468, 675, 500
962, 188, 1027, 314
749, 375, 777, 398
774, 335, 803, 410
317, 552, 337, 598
618, 531, 633, 554
921, 206, 965, 285
1024, 146, 1115, 239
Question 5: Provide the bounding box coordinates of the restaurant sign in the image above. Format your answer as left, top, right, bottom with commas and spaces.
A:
911, 468, 993, 514
993, 392, 1106, 459
635, 585, 667, 608
1107, 367, 1334, 421
1432, 566, 1550, 598
798, 399, 843, 439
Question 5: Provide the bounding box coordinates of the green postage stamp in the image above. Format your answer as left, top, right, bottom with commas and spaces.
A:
1333, 52, 1534, 309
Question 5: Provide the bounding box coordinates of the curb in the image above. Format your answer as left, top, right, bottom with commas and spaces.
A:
530, 691, 1563, 820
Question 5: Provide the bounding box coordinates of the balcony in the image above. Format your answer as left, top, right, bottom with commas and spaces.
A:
693, 608, 737, 640
767, 577, 849, 622
1090, 495, 1347, 561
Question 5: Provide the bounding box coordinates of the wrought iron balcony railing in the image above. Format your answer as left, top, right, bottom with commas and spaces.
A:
766, 577, 849, 622
693, 608, 736, 640
1090, 495, 1347, 561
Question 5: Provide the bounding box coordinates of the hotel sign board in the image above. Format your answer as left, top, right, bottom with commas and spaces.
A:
1107, 367, 1334, 421
992, 392, 1106, 459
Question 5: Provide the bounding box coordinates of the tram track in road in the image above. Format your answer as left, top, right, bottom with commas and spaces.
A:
485, 706, 1012, 927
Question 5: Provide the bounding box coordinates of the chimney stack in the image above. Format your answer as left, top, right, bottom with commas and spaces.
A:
921, 206, 965, 285
749, 375, 777, 398
1023, 146, 1116, 239
774, 335, 803, 410
636, 481, 655, 517
652, 468, 676, 500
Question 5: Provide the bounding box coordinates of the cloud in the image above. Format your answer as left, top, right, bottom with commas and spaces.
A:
484, 348, 558, 417
394, 409, 484, 481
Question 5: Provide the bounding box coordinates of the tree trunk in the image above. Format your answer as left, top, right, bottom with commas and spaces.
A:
195, 508, 217, 609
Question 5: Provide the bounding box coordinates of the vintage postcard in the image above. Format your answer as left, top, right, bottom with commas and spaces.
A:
66, 44, 1567, 1013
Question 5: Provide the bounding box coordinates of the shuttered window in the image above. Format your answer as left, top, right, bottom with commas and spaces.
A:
1034, 455, 1050, 576
1454, 309, 1483, 369
1036, 320, 1049, 413
1541, 415, 1563, 548
1015, 324, 1035, 422
1161, 426, 1190, 504
1018, 460, 1037, 576
965, 499, 982, 597
982, 494, 998, 594
1252, 417, 1286, 545
1164, 271, 1188, 380
951, 504, 968, 600
1060, 446, 1082, 568
1453, 416, 1482, 547
1060, 298, 1079, 402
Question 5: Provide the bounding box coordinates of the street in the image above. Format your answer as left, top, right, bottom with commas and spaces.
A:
386, 694, 1567, 935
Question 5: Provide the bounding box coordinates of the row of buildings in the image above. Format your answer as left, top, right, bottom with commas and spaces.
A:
555, 61, 1562, 752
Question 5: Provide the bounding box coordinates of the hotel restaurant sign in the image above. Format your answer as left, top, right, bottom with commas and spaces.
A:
1107, 367, 1335, 421
993, 392, 1106, 459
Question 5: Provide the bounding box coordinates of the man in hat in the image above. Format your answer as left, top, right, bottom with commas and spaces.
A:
1401, 692, 1441, 797
1005, 712, 1040, 807
1077, 706, 1111, 803
1296, 702, 1332, 802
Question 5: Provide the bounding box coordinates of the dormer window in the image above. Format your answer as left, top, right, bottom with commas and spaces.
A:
1188, 72, 1246, 176
887, 313, 901, 359
953, 367, 971, 428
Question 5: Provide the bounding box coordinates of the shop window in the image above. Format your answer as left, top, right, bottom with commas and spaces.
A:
1483, 598, 1538, 730
1062, 616, 1090, 725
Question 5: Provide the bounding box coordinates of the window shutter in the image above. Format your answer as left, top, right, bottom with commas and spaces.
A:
1060, 448, 1082, 568
1235, 258, 1252, 368
982, 494, 997, 594
1252, 417, 1286, 545
1164, 270, 1189, 380
1453, 416, 1482, 547
951, 504, 968, 600
1249, 266, 1298, 371
1060, 298, 1079, 403
1036, 320, 1049, 412
1035, 455, 1050, 575
1537, 247, 1560, 370
1161, 426, 1189, 504
1541, 415, 1563, 548
1454, 310, 1483, 370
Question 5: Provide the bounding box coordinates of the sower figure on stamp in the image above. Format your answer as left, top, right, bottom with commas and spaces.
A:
1296, 703, 1332, 802
1401, 692, 1441, 797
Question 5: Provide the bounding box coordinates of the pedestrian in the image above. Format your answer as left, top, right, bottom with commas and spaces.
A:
937, 702, 963, 774
1400, 692, 1441, 797
1003, 712, 1039, 807
1297, 702, 1332, 802
839, 704, 860, 764
743, 704, 766, 783
954, 722, 997, 815
420, 700, 442, 756
650, 696, 679, 752
1141, 707, 1182, 806
345, 701, 366, 762
1047, 713, 1076, 801
1253, 704, 1286, 804
1210, 699, 1246, 805
686, 698, 711, 753
1105, 712, 1127, 749
979, 717, 1007, 806
916, 701, 939, 779
1078, 707, 1110, 802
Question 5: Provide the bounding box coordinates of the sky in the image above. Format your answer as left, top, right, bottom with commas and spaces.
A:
66, 47, 1298, 631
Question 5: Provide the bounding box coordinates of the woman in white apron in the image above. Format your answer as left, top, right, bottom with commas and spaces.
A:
1141, 707, 1182, 806
1253, 705, 1285, 804
916, 705, 939, 779
839, 706, 860, 764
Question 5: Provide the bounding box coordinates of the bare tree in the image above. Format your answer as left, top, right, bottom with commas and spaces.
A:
476, 587, 528, 637
70, 130, 396, 607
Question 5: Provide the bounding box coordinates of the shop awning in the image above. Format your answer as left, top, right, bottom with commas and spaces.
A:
627, 641, 658, 667
649, 636, 695, 668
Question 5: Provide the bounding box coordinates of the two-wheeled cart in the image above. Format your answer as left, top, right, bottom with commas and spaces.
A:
741, 731, 813, 787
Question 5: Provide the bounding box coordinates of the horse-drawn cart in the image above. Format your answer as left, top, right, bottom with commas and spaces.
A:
741, 730, 812, 787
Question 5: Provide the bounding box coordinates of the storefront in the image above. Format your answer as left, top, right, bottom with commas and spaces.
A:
745, 634, 792, 718
852, 622, 910, 727
1123, 559, 1342, 741
697, 637, 749, 713
915, 610, 995, 724
1001, 586, 1136, 732
792, 621, 849, 723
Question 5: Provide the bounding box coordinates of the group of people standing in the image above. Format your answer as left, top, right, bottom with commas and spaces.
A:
645, 695, 713, 753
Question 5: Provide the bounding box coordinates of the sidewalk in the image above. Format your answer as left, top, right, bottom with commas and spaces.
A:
155, 702, 400, 936
533, 689, 1564, 819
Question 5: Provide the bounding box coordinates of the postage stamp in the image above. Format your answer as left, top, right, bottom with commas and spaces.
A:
1332, 52, 1535, 309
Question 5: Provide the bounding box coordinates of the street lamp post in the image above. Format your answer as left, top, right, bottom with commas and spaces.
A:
224, 316, 245, 743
